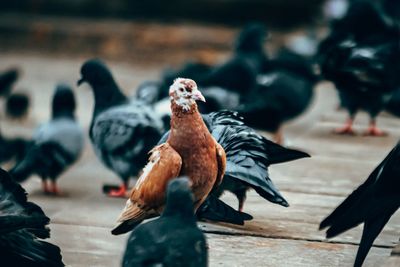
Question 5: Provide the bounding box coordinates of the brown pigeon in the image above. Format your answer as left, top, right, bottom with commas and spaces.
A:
112, 78, 226, 235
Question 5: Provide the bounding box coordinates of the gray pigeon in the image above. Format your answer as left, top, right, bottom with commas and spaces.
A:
78, 59, 164, 197
10, 84, 84, 195
122, 177, 208, 267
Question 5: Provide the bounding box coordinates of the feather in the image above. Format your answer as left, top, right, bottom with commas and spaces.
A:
0, 168, 64, 266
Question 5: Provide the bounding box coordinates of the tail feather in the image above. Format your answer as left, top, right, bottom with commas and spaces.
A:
111, 199, 149, 235
0, 214, 49, 235
9, 157, 35, 183
196, 195, 253, 225
354, 214, 393, 267
262, 139, 310, 165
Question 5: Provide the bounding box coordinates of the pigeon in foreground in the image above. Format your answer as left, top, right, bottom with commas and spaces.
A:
160, 111, 310, 214
320, 142, 400, 267
78, 59, 164, 197
112, 78, 226, 235
0, 168, 64, 266
122, 177, 208, 267
10, 84, 84, 195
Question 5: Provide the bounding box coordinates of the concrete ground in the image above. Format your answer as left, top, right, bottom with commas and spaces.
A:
0, 52, 399, 267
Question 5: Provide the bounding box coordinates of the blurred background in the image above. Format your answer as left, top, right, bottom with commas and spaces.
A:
0, 0, 329, 64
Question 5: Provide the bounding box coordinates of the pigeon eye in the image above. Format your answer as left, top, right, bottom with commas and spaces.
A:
179, 88, 184, 92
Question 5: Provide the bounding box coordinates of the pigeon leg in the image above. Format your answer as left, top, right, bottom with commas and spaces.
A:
42, 180, 51, 194
273, 128, 284, 145
363, 119, 387, 137
108, 182, 128, 198
236, 190, 247, 212
50, 181, 63, 196
334, 118, 355, 135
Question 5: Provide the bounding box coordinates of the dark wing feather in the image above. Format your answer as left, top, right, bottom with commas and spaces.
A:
196, 194, 252, 225
354, 212, 394, 267
320, 144, 400, 231
0, 168, 64, 266
206, 111, 309, 206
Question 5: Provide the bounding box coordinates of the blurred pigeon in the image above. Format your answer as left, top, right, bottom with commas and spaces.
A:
10, 84, 84, 195
78, 59, 164, 197
236, 69, 318, 144
318, 0, 400, 136
320, 142, 400, 267
159, 111, 310, 214
0, 68, 19, 97
122, 177, 207, 267
5, 92, 30, 119
0, 168, 64, 266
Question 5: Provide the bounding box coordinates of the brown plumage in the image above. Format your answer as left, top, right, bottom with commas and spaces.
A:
112, 78, 226, 235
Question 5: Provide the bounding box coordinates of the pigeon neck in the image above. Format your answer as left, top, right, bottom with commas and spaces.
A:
92, 82, 127, 115
162, 195, 197, 223
170, 101, 198, 117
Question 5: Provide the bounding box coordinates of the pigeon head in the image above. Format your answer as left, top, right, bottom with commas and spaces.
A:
163, 177, 195, 218
52, 83, 76, 119
77, 59, 127, 113
234, 23, 268, 54
77, 59, 115, 89
5, 93, 30, 119
169, 78, 205, 111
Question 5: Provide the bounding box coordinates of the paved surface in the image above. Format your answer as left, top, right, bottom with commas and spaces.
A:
0, 52, 399, 267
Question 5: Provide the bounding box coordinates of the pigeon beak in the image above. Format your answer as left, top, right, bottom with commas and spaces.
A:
77, 77, 85, 86
192, 91, 206, 102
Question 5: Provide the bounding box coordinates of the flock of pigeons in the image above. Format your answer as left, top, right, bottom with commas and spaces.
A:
0, 0, 399, 266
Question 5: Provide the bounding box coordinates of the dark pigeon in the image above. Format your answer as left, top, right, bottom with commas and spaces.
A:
5, 92, 30, 119
318, 0, 400, 136
0, 68, 19, 97
10, 84, 84, 195
122, 177, 207, 267
159, 111, 310, 217
0, 168, 64, 267
320, 142, 400, 267
78, 59, 164, 197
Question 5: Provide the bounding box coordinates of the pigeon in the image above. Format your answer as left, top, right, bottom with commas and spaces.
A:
160, 110, 310, 213
0, 168, 64, 266
0, 68, 19, 97
122, 177, 208, 267
5, 93, 30, 119
318, 0, 400, 136
112, 78, 226, 235
239, 69, 318, 144
77, 59, 164, 197
10, 84, 84, 195
320, 142, 400, 267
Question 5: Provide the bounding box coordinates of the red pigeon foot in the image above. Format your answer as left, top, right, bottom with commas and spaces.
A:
42, 181, 51, 194
363, 126, 388, 137
108, 184, 127, 198
333, 125, 356, 135
48, 182, 66, 196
